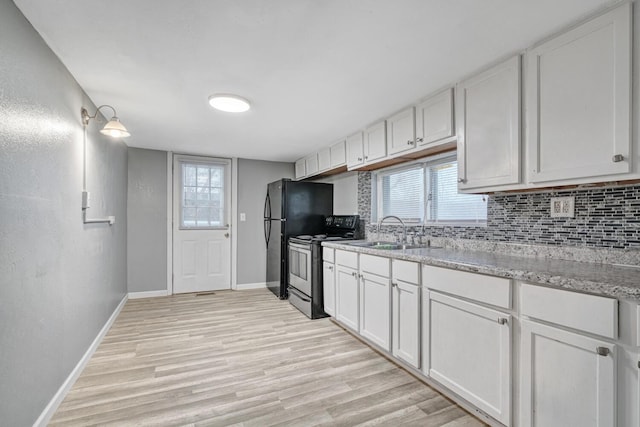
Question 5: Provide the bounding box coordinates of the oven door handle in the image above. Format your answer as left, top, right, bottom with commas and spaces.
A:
289, 242, 312, 252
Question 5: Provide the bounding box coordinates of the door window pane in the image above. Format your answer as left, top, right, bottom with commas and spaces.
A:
180, 161, 227, 228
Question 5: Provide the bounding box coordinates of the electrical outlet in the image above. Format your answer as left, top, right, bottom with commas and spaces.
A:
550, 196, 575, 218
240, 213, 246, 222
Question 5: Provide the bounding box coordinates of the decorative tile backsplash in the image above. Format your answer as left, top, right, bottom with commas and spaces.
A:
358, 171, 640, 249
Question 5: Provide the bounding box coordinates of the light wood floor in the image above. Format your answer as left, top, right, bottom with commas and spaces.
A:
50, 288, 485, 426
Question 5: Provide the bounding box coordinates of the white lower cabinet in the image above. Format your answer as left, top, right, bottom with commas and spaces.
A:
322, 261, 335, 316
392, 279, 421, 368
426, 291, 511, 425
359, 271, 391, 350
335, 264, 359, 332
520, 319, 616, 427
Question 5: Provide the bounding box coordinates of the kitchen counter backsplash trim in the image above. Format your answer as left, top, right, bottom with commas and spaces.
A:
323, 241, 640, 301
370, 235, 640, 266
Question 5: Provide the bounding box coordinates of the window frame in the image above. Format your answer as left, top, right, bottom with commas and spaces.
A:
177, 157, 231, 230
373, 152, 487, 227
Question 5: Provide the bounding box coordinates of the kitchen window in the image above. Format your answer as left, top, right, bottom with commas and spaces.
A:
374, 154, 487, 226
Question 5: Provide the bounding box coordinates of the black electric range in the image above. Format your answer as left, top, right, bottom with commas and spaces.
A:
288, 215, 360, 319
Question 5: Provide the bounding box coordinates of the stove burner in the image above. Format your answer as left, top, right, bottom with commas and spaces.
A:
296, 235, 313, 240
314, 234, 327, 239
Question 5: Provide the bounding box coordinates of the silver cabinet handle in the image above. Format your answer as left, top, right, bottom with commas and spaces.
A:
596, 347, 610, 357
391, 282, 397, 287
612, 154, 624, 163
357, 157, 363, 161
351, 271, 357, 277
457, 178, 466, 183
407, 140, 413, 145
364, 155, 368, 160
224, 233, 230, 238
416, 137, 424, 143
497, 318, 508, 325
328, 265, 334, 271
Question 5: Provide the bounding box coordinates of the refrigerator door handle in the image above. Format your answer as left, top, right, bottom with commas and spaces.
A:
264, 192, 271, 220
264, 219, 271, 248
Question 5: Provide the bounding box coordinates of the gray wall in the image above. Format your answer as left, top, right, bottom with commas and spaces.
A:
237, 158, 294, 285
314, 171, 359, 215
127, 148, 167, 292
0, 1, 128, 425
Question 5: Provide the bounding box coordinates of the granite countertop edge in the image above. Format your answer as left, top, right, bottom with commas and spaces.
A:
321, 241, 640, 302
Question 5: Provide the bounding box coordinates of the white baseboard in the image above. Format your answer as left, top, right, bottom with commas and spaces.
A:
34, 293, 128, 427
236, 282, 267, 290
128, 290, 169, 299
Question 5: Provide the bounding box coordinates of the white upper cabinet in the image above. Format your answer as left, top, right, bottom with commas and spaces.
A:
294, 158, 306, 180
416, 88, 454, 146
386, 107, 416, 156
330, 140, 347, 168
363, 120, 387, 163
457, 55, 522, 191
305, 153, 319, 177
346, 132, 364, 168
318, 147, 331, 172
527, 3, 632, 184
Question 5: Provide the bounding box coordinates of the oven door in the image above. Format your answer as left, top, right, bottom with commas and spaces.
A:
288, 241, 312, 296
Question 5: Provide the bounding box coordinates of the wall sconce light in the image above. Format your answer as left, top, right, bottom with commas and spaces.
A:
81, 105, 131, 138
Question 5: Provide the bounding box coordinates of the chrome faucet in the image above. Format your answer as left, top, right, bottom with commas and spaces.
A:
378, 215, 407, 244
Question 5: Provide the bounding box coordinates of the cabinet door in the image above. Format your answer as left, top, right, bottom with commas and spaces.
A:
346, 132, 364, 168
427, 291, 511, 425
294, 158, 306, 180
457, 55, 521, 190
392, 280, 420, 368
386, 107, 416, 155
318, 147, 331, 172
527, 4, 631, 184
416, 88, 454, 146
359, 272, 391, 351
305, 153, 319, 177
520, 319, 616, 427
363, 121, 387, 163
323, 261, 335, 317
335, 265, 359, 332
330, 140, 346, 168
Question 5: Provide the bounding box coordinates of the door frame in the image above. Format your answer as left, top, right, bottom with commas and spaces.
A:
166, 152, 238, 294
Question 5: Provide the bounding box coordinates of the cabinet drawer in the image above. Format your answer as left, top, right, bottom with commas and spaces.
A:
323, 247, 334, 263
422, 265, 511, 309
335, 250, 358, 269
521, 283, 618, 339
392, 260, 420, 284
360, 254, 390, 277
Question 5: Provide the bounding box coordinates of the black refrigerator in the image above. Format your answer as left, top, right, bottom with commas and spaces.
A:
264, 179, 333, 299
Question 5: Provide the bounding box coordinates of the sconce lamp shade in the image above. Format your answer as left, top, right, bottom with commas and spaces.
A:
100, 116, 130, 138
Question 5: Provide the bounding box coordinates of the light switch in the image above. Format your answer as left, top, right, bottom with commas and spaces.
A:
240, 213, 246, 221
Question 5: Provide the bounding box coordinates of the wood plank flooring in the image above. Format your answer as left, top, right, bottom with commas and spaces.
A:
50, 288, 485, 426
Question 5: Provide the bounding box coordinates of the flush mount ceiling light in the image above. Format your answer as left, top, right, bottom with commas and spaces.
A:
81, 105, 131, 138
208, 94, 251, 113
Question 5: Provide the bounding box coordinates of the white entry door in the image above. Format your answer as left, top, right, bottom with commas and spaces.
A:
173, 155, 231, 293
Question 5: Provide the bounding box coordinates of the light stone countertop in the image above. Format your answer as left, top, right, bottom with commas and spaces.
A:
322, 241, 640, 302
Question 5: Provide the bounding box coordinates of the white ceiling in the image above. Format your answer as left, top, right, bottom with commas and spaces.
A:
15, 0, 612, 162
